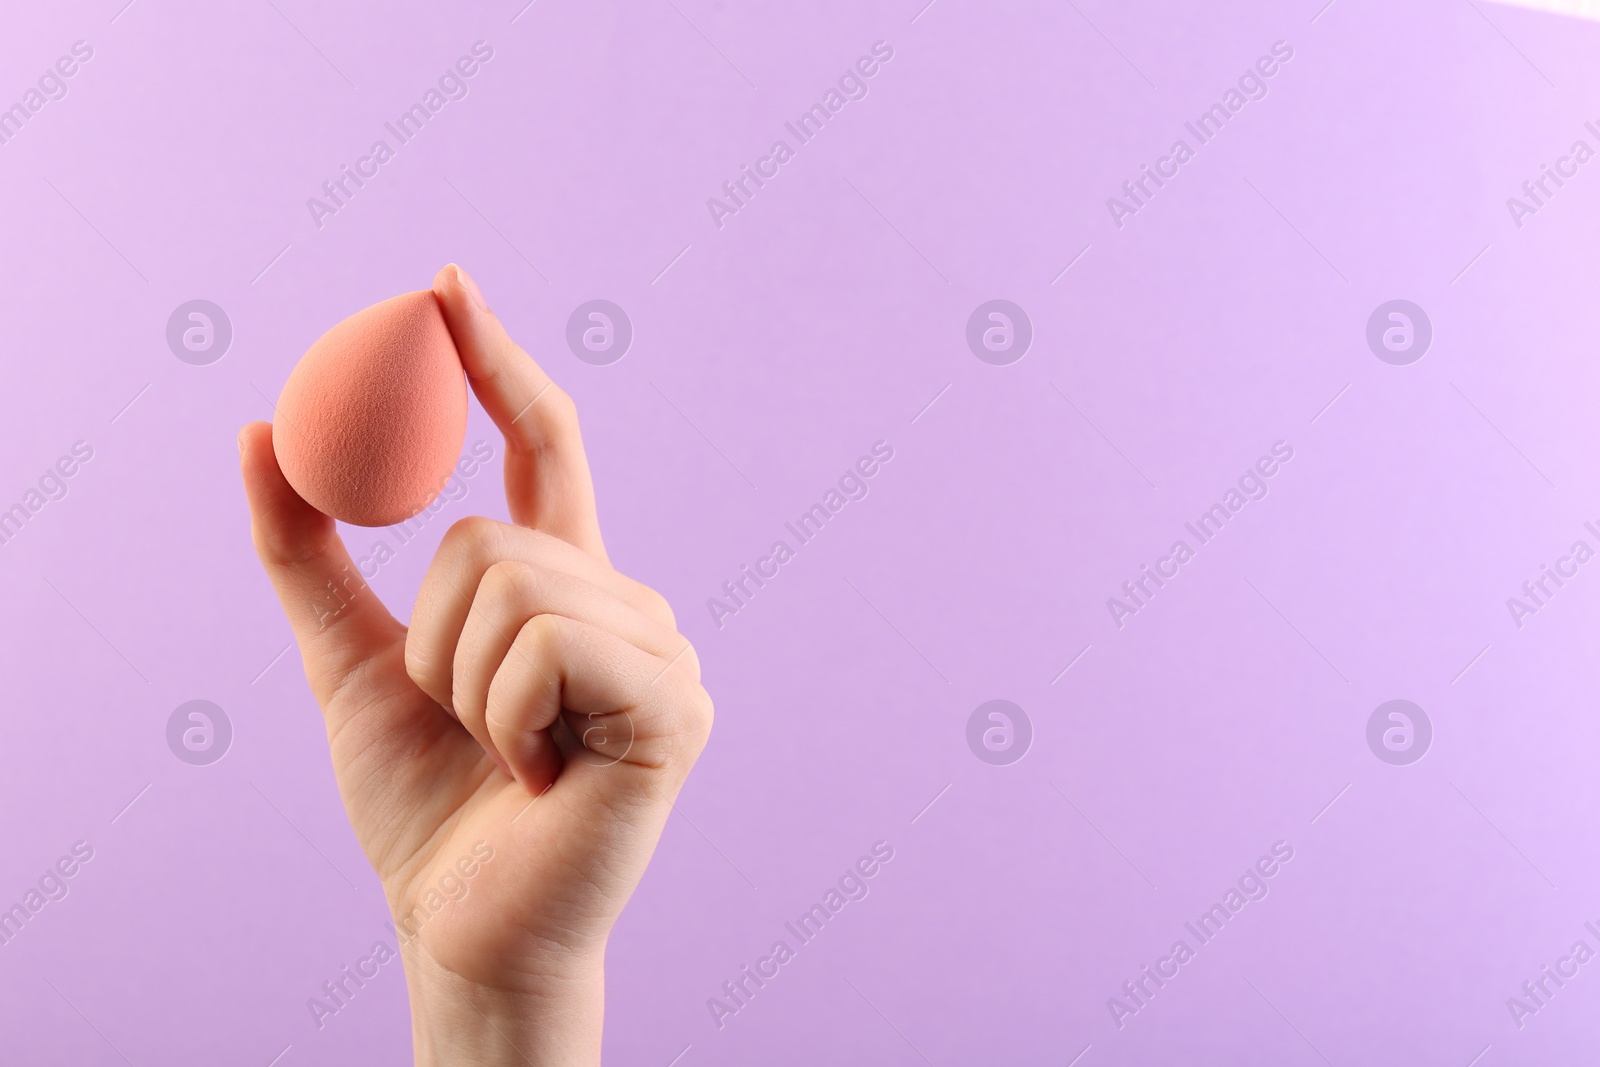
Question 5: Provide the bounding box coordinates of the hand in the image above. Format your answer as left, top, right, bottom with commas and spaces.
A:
239, 264, 713, 1066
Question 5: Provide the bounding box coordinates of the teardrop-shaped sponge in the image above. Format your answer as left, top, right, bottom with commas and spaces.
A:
274, 290, 467, 527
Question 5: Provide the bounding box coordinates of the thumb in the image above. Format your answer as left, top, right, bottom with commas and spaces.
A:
239, 421, 406, 709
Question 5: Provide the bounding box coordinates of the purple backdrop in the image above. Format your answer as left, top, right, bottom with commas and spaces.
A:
3, 0, 1600, 1062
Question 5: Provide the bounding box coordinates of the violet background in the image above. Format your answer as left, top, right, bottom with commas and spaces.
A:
3, 0, 1600, 1062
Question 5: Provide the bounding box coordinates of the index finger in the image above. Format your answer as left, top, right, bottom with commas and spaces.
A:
432, 263, 608, 562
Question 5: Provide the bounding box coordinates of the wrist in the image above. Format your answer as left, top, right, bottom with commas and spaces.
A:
402, 942, 605, 1067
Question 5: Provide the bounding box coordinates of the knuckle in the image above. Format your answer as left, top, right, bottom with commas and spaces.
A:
450, 642, 482, 720
482, 696, 511, 740
664, 640, 701, 683
546, 385, 579, 426
688, 687, 715, 735
450, 677, 475, 721
517, 387, 579, 453
403, 632, 442, 696
482, 558, 537, 603
483, 674, 517, 734
628, 580, 676, 628
443, 514, 502, 558
516, 612, 565, 658
647, 589, 677, 629
667, 680, 714, 744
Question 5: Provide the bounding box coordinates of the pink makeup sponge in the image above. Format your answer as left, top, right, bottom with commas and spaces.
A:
274, 290, 467, 527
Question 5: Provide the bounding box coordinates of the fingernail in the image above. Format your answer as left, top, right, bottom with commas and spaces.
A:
455, 264, 489, 313
237, 430, 246, 457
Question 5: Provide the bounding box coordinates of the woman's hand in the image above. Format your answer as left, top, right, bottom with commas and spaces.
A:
240, 264, 713, 1066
